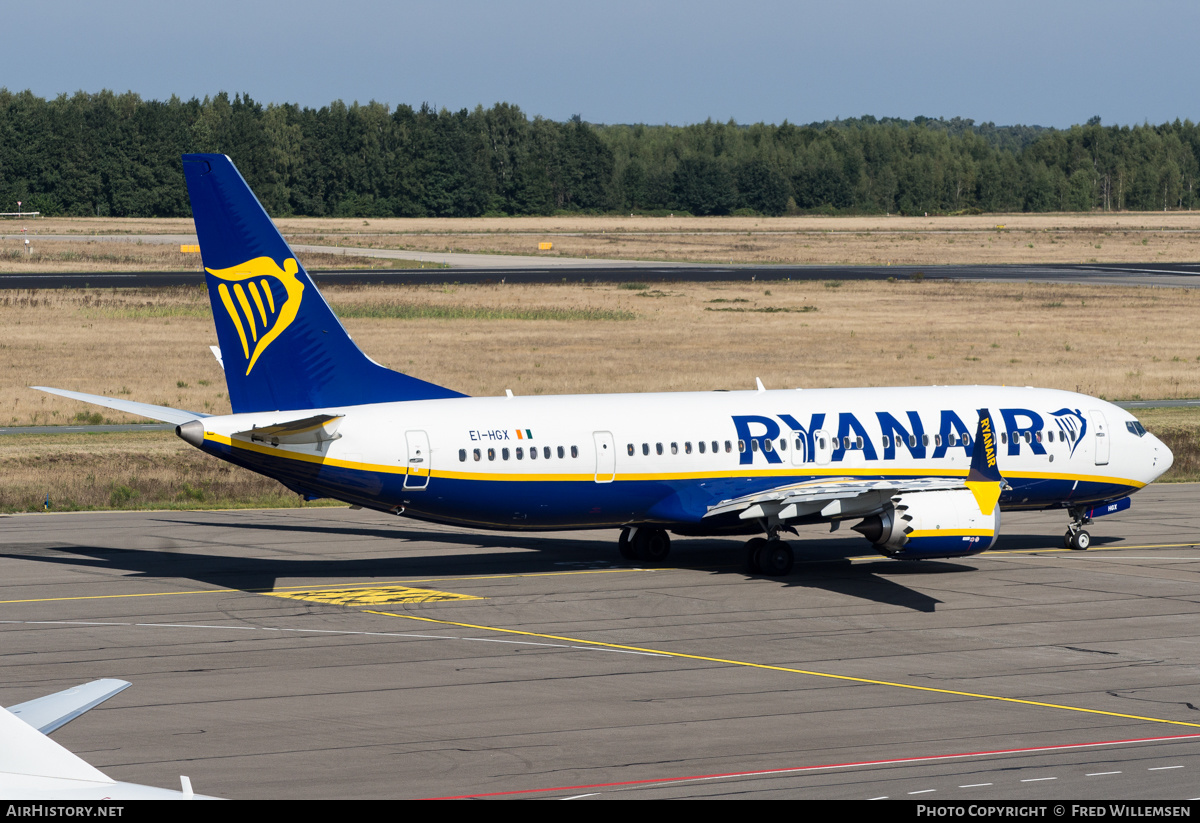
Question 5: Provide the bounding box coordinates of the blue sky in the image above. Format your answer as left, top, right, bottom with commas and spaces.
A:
8, 1, 1197, 128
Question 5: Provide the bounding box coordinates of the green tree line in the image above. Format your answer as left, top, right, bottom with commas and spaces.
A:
1, 90, 1198, 218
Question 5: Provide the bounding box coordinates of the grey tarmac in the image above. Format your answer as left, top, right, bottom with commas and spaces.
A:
2, 484, 1200, 799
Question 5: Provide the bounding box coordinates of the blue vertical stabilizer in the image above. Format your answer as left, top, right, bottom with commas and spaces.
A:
182, 154, 465, 413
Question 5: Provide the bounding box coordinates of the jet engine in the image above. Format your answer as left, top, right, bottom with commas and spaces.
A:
852, 489, 999, 559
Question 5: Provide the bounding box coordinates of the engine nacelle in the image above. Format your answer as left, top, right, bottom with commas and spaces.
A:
853, 489, 1000, 559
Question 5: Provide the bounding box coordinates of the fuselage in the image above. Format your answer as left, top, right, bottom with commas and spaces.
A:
186, 384, 1172, 534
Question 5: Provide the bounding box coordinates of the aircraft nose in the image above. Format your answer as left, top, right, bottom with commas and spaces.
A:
1150, 433, 1173, 479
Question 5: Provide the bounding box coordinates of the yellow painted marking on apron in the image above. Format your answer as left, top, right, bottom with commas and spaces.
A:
270, 585, 481, 606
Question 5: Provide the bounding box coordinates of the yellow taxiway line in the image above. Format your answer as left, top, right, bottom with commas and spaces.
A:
365, 608, 1200, 730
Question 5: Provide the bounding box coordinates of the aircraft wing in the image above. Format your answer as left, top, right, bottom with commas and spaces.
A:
705, 476, 966, 523
0, 681, 219, 799
708, 407, 1008, 526
7, 678, 130, 735
31, 387, 208, 425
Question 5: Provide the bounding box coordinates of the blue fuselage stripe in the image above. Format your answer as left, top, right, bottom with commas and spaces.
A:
205, 441, 1136, 532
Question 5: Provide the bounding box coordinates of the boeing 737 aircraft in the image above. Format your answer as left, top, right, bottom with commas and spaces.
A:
37, 154, 1173, 575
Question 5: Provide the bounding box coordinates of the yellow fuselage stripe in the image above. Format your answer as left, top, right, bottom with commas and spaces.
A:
202, 434, 1145, 489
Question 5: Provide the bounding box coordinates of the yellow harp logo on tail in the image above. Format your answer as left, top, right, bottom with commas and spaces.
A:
206, 257, 305, 375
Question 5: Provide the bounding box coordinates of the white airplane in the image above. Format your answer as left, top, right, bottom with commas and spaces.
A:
36, 154, 1173, 574
0, 679, 216, 799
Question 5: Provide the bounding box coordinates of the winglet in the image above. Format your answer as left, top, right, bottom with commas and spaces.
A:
7, 679, 131, 735
965, 407, 1003, 514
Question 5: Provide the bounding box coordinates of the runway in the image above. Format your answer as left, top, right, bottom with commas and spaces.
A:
3, 261, 1200, 290
2, 485, 1199, 799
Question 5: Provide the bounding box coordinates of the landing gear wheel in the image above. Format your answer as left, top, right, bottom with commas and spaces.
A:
759, 540, 794, 577
1063, 529, 1074, 550
618, 528, 636, 561
744, 537, 768, 574
633, 528, 671, 563
1070, 529, 1091, 551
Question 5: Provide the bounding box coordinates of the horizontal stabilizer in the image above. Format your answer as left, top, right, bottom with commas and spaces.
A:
235, 413, 344, 446
32, 387, 208, 425
7, 679, 131, 735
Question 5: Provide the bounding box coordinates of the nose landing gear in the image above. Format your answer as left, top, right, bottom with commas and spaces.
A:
1064, 507, 1092, 550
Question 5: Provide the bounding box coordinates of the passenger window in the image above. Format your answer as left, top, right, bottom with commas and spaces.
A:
698, 441, 706, 454
685, 441, 692, 454
948, 433, 957, 446
725, 441, 733, 453
1001, 433, 1007, 445
516, 447, 523, 459
1024, 432, 1032, 444
488, 448, 496, 461
557, 446, 564, 458
962, 434, 971, 446
1035, 431, 1043, 443
473, 448, 481, 462
909, 435, 917, 448
530, 446, 538, 460
642, 443, 649, 456
855, 436, 863, 449
923, 434, 930, 447
842, 436, 850, 450
544, 446, 552, 459
778, 438, 786, 452
571, 445, 578, 458
502, 448, 510, 460
934, 434, 942, 447
751, 439, 759, 453
627, 443, 635, 456
762, 439, 771, 453
882, 436, 891, 449
714, 440, 721, 453
794, 437, 802, 450
738, 440, 745, 453
656, 442, 663, 455
671, 442, 679, 455
459, 449, 467, 462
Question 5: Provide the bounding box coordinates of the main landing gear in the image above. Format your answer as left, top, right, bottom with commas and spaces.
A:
618, 527, 671, 563
1063, 506, 1092, 550
744, 536, 794, 577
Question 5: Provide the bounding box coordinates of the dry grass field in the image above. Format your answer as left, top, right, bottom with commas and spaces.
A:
4, 211, 1199, 511
5, 211, 1200, 267
7, 279, 1200, 422
0, 431, 316, 512
2, 277, 1199, 511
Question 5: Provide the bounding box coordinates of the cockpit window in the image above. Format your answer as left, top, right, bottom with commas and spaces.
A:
1126, 420, 1147, 437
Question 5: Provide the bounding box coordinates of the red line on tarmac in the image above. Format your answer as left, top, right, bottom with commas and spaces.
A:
424, 732, 1200, 799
